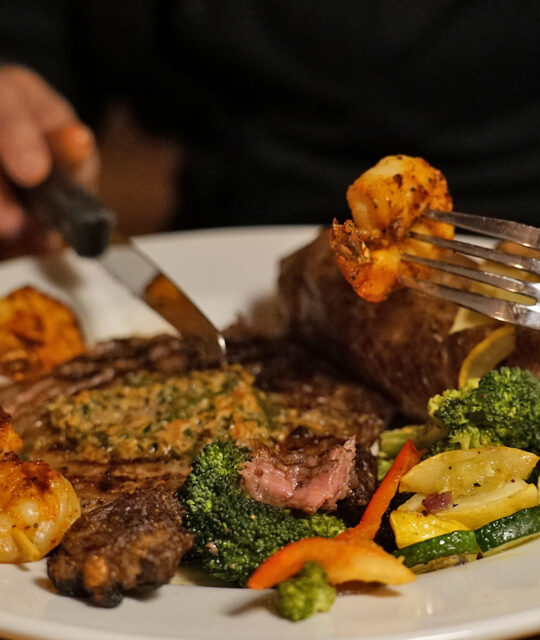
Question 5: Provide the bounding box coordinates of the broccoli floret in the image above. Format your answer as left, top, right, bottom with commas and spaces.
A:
428, 367, 540, 455
276, 562, 336, 622
428, 424, 502, 454
377, 423, 447, 478
181, 441, 345, 585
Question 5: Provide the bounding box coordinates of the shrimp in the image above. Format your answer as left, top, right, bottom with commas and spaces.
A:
330, 155, 454, 302
0, 410, 81, 563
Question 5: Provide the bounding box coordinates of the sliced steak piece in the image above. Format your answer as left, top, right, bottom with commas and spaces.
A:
47, 487, 193, 607
240, 428, 377, 519
336, 446, 378, 526
241, 434, 356, 514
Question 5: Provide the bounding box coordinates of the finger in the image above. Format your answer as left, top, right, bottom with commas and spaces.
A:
21, 73, 95, 171
0, 82, 51, 187
0, 176, 25, 238
0, 67, 99, 194
10, 66, 77, 132
46, 123, 100, 191
1, 66, 96, 186
46, 123, 100, 190
47, 123, 96, 169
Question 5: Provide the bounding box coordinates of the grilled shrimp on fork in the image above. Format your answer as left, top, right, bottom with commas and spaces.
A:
331, 155, 454, 302
330, 154, 540, 329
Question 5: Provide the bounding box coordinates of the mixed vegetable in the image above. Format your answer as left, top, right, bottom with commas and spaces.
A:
182, 365, 540, 622
180, 441, 345, 585
377, 367, 540, 476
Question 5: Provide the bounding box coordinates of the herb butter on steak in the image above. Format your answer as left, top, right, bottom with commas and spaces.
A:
33, 365, 289, 465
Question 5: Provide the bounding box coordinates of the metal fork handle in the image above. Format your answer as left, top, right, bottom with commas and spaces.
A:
402, 253, 540, 301
427, 210, 540, 250
409, 231, 540, 277
401, 276, 540, 330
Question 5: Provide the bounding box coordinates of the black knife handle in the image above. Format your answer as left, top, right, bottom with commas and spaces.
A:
15, 169, 116, 257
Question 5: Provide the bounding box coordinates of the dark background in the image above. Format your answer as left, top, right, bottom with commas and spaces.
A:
1, 1, 539, 234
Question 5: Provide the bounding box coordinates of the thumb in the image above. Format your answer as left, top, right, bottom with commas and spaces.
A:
46, 123, 99, 190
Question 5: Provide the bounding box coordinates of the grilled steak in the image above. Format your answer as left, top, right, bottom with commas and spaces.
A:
278, 229, 540, 420
47, 486, 193, 607
0, 332, 389, 510
338, 446, 379, 526
240, 427, 377, 518
0, 331, 389, 605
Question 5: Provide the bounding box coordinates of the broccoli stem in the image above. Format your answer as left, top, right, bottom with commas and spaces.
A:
276, 562, 336, 622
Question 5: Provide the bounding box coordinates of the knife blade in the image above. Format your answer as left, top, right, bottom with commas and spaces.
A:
15, 169, 227, 365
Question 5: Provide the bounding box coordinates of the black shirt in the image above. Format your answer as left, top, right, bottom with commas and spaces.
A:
2, 1, 540, 228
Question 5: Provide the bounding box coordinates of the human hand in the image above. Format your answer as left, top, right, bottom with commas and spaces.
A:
0, 65, 99, 243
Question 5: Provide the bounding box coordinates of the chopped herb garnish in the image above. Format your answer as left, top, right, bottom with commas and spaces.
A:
41, 365, 292, 464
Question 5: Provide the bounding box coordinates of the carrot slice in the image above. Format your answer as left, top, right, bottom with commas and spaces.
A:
247, 536, 414, 590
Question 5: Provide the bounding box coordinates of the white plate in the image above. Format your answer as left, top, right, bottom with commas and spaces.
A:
0, 225, 539, 640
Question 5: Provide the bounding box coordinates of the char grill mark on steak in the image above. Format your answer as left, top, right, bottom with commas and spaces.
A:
0, 334, 207, 448
337, 446, 378, 526
43, 457, 188, 510
240, 428, 377, 519
47, 487, 193, 607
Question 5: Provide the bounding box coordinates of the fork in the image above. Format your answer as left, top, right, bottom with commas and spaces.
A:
401, 210, 540, 329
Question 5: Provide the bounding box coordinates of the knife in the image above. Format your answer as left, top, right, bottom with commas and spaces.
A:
15, 169, 227, 365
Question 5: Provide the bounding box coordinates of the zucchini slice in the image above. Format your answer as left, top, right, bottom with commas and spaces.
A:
475, 506, 540, 556
394, 530, 479, 573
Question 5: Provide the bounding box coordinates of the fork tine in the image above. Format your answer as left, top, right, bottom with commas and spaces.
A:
401, 276, 540, 329
427, 210, 540, 250
409, 231, 540, 277
402, 253, 540, 301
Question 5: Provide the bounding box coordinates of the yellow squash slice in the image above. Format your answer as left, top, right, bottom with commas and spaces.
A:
399, 480, 539, 530
390, 510, 469, 549
399, 447, 539, 497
